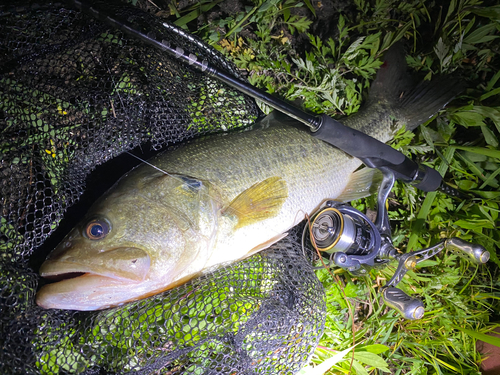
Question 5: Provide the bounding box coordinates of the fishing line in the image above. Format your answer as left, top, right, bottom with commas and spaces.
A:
103, 52, 256, 227
107, 39, 280, 235
69, 0, 448, 194
86, 18, 289, 239
125, 151, 231, 209
305, 213, 356, 374
99, 15, 255, 228
125, 151, 180, 180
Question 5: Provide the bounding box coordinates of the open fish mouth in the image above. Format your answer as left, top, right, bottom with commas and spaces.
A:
43, 272, 87, 282
39, 260, 143, 283
39, 246, 152, 283
37, 246, 153, 310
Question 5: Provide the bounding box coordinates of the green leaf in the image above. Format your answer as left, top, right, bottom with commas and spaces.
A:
420, 125, 444, 148
481, 126, 499, 147
173, 0, 223, 27
463, 23, 498, 45
351, 359, 370, 375
361, 344, 390, 355
471, 5, 500, 22
456, 180, 478, 190
454, 219, 495, 230
282, 6, 290, 22
480, 86, 500, 101
470, 106, 500, 133
258, 0, 274, 13
480, 167, 500, 189
303, 0, 317, 17
353, 351, 390, 370
450, 111, 485, 127
344, 282, 358, 298
470, 190, 500, 199
486, 70, 500, 92
454, 146, 500, 160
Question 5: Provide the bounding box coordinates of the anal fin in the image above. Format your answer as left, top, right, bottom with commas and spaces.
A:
245, 232, 289, 258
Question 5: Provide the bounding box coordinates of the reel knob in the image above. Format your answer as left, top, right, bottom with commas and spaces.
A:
382, 287, 424, 320
446, 237, 490, 264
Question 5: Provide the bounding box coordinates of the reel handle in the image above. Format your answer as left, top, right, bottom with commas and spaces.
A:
382, 287, 425, 320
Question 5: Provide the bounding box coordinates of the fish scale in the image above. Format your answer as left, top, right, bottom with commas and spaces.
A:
153, 123, 356, 202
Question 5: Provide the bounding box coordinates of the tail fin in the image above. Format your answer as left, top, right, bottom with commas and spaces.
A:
368, 43, 413, 105
367, 43, 464, 132
399, 78, 465, 130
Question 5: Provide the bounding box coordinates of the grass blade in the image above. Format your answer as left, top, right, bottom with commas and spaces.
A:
300, 346, 355, 375
453, 326, 500, 348
454, 146, 500, 160
407, 146, 455, 250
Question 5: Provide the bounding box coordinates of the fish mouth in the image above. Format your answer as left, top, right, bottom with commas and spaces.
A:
39, 264, 138, 284
43, 272, 87, 282
39, 246, 151, 283
35, 273, 140, 310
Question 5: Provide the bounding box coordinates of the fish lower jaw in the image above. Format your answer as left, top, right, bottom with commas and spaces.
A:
40, 270, 144, 284
35, 273, 145, 310
35, 271, 202, 311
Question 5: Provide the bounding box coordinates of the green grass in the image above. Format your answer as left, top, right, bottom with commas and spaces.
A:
161, 0, 500, 373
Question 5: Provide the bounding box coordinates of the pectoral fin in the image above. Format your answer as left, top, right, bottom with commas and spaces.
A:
224, 176, 288, 229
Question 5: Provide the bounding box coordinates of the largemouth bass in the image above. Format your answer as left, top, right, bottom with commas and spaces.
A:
36, 46, 459, 310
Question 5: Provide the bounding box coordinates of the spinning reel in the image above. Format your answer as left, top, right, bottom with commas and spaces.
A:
306, 168, 490, 320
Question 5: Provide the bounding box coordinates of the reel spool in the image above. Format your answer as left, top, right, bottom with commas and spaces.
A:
309, 204, 377, 256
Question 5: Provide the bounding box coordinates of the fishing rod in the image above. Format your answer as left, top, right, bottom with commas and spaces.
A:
70, 0, 440, 193
69, 0, 489, 319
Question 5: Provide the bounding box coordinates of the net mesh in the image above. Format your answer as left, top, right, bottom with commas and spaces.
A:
0, 1, 326, 374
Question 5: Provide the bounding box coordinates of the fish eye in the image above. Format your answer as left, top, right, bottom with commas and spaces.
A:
85, 219, 110, 240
